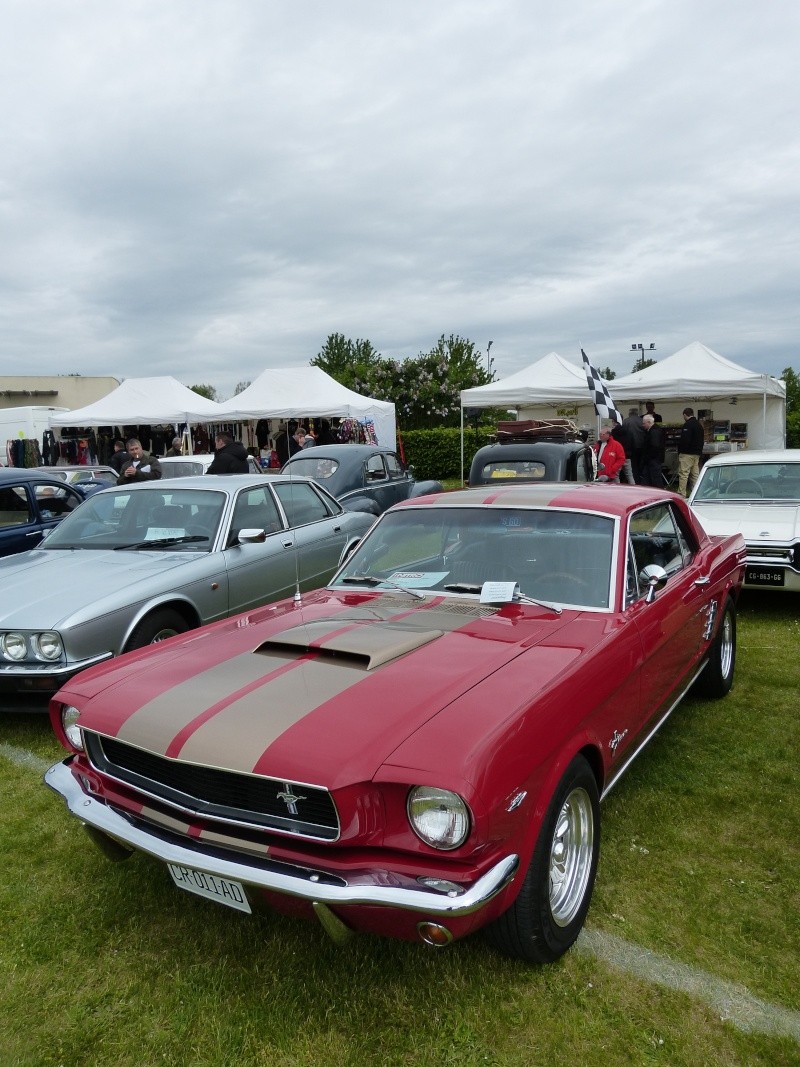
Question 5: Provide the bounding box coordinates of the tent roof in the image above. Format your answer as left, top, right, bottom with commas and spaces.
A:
216, 366, 395, 419
611, 342, 786, 400
461, 352, 591, 408
48, 377, 223, 426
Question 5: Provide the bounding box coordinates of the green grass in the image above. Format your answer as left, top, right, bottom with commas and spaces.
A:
1, 592, 798, 1066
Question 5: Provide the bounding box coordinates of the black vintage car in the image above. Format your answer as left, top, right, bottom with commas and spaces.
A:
282, 444, 442, 516
469, 439, 596, 486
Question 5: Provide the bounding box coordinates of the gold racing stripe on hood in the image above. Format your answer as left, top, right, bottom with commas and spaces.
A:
175, 653, 379, 770
117, 649, 292, 753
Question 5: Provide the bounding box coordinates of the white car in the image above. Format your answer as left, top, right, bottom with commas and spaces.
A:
160, 454, 263, 477
689, 449, 800, 592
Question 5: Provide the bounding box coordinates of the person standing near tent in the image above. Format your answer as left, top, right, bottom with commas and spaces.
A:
118, 439, 162, 483
645, 401, 662, 423
619, 408, 646, 483
206, 431, 249, 474
109, 439, 128, 474
164, 436, 183, 457
640, 415, 666, 487
593, 426, 626, 482
677, 407, 705, 496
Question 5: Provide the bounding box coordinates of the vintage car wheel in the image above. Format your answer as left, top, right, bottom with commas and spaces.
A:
486, 754, 600, 963
725, 478, 763, 497
126, 609, 190, 651
694, 596, 736, 698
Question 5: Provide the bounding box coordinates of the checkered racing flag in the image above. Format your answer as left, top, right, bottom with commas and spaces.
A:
582, 349, 622, 424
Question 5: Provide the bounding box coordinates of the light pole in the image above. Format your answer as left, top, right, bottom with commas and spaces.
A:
631, 342, 656, 371
486, 340, 494, 379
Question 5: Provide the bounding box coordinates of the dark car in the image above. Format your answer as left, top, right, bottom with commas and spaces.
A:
0, 469, 85, 557
469, 439, 596, 486
282, 444, 442, 516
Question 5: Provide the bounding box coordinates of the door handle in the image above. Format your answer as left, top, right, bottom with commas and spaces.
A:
693, 575, 710, 586
282, 539, 293, 549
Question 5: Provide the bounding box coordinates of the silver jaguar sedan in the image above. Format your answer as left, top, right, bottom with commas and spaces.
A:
0, 474, 374, 712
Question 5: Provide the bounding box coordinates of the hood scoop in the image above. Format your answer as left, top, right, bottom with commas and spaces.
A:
255, 621, 445, 671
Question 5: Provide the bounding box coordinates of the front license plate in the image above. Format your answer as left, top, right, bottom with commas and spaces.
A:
167, 863, 251, 913
745, 565, 785, 587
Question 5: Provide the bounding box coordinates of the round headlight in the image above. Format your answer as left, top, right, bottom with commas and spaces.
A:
61, 705, 84, 750
1, 632, 27, 660
407, 786, 470, 850
34, 632, 63, 661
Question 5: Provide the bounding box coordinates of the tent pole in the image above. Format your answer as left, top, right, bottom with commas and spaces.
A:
460, 405, 464, 487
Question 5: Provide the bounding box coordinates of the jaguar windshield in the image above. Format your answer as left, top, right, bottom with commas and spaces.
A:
43, 488, 226, 551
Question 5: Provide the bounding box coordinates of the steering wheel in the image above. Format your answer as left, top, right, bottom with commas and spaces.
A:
725, 478, 763, 498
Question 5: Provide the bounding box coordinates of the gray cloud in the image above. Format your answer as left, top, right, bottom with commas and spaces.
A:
1, 0, 798, 398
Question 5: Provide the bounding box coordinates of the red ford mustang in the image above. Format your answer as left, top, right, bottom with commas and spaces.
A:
46, 484, 745, 963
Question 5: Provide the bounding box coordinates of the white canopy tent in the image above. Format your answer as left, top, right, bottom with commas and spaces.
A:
461, 351, 597, 421
611, 343, 786, 450
47, 376, 223, 427
216, 367, 396, 447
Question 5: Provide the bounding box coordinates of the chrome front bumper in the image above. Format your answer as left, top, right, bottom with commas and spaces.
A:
45, 760, 519, 918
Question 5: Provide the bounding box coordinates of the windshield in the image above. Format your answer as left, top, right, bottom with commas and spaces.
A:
332, 506, 615, 609
694, 462, 800, 500
43, 487, 227, 551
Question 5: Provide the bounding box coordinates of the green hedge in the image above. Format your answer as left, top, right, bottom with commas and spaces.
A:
398, 426, 496, 482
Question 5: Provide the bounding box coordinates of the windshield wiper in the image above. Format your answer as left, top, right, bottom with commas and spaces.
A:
339, 575, 426, 600
443, 582, 562, 615
113, 535, 209, 551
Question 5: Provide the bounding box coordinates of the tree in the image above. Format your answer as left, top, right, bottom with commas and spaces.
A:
190, 383, 218, 402
234, 380, 251, 395
309, 333, 493, 430
599, 366, 616, 381
782, 366, 800, 448
631, 355, 657, 373
311, 334, 381, 390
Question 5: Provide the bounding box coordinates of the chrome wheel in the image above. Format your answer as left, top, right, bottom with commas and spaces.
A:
549, 786, 595, 927
719, 610, 734, 680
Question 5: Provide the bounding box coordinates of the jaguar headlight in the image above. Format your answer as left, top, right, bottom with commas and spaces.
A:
61, 705, 84, 750
1, 632, 28, 661
408, 786, 470, 850
34, 632, 63, 661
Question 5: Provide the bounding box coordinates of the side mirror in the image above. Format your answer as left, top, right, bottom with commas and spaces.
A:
640, 564, 668, 603
237, 528, 267, 544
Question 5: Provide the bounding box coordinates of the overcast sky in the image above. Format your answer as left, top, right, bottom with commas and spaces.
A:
2, 1, 798, 399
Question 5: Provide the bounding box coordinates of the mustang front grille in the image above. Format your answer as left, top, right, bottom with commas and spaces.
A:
84, 733, 340, 841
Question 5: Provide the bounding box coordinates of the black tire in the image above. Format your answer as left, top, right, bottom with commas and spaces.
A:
125, 609, 190, 652
694, 596, 736, 698
486, 754, 600, 963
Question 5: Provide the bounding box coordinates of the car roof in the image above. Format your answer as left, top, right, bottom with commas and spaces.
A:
96, 473, 315, 492
0, 468, 80, 487
700, 449, 800, 467
35, 463, 116, 471
473, 440, 587, 458
397, 482, 680, 518
285, 444, 395, 460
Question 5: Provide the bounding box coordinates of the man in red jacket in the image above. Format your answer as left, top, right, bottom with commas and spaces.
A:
593, 426, 626, 482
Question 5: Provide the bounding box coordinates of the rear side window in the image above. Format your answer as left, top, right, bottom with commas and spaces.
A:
274, 482, 332, 526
